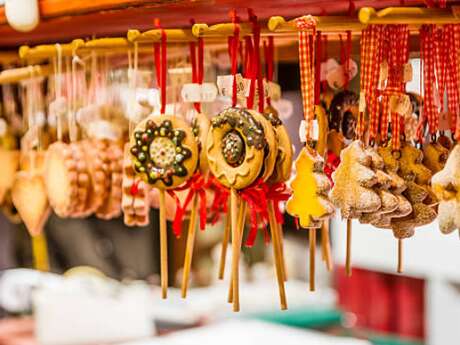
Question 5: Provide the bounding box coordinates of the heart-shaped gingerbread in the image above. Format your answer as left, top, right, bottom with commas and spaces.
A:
12, 172, 50, 236
0, 149, 19, 204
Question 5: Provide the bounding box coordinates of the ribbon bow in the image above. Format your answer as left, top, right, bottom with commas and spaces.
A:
240, 179, 270, 247
266, 182, 291, 225
172, 172, 207, 238
206, 175, 230, 224
294, 15, 318, 31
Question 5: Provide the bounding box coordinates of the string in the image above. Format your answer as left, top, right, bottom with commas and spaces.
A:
189, 21, 205, 113
55, 44, 63, 142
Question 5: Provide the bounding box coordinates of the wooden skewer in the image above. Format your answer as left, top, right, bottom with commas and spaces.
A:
397, 238, 403, 273
346, 218, 352, 277
309, 228, 316, 291
276, 219, 288, 281
230, 189, 241, 311
159, 189, 168, 299
218, 211, 231, 280
32, 233, 50, 272
228, 200, 247, 304
268, 202, 288, 310
181, 195, 198, 298
321, 221, 333, 271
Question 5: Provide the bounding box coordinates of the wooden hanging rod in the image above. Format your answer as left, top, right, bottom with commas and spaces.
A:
268, 16, 364, 33
0, 64, 53, 84
128, 29, 196, 43
359, 6, 460, 25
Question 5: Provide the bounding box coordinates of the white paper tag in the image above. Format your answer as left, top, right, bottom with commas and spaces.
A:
403, 63, 413, 83
181, 83, 202, 103
378, 60, 388, 90
359, 92, 366, 113
390, 94, 411, 115
312, 119, 319, 141
267, 81, 281, 101
200, 83, 218, 102
217, 74, 250, 98
299, 120, 307, 143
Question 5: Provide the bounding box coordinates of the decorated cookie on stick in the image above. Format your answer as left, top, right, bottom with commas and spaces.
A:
130, 22, 198, 298
286, 16, 334, 291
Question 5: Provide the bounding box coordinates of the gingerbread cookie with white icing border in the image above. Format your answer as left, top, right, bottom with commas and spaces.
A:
130, 115, 198, 189
206, 107, 267, 189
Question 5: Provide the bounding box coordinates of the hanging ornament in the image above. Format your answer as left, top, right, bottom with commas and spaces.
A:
130, 21, 198, 299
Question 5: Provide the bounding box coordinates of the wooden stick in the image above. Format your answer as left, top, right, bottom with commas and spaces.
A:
268, 202, 288, 310
159, 189, 168, 299
218, 211, 231, 280
228, 200, 246, 304
321, 221, 333, 271
276, 220, 288, 281
346, 218, 352, 277
32, 233, 49, 272
397, 239, 403, 273
181, 195, 198, 298
230, 189, 240, 311
309, 228, 316, 291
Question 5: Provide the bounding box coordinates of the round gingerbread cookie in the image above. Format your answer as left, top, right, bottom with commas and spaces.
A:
264, 105, 293, 184
206, 107, 267, 190
44, 142, 79, 217
130, 115, 198, 190
192, 112, 210, 174
251, 109, 278, 182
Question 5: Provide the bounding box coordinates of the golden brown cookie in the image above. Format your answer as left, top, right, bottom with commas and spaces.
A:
330, 140, 381, 219
130, 115, 198, 190
286, 146, 334, 228
192, 112, 211, 174
12, 171, 50, 236
264, 105, 293, 184
206, 107, 266, 190
423, 142, 449, 174
44, 142, 80, 217
122, 143, 150, 227
0, 149, 19, 204
431, 144, 460, 235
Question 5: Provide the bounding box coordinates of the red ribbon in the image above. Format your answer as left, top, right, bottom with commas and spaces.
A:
154, 19, 167, 114
239, 179, 270, 247
206, 175, 230, 224
171, 173, 208, 238
228, 11, 240, 108
189, 22, 204, 113
315, 31, 322, 105
264, 36, 274, 106
266, 182, 290, 225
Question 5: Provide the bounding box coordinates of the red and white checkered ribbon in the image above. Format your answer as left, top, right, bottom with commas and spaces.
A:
295, 16, 317, 141
420, 25, 438, 135
444, 24, 460, 139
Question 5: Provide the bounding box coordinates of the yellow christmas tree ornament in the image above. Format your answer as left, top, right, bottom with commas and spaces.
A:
286, 146, 334, 228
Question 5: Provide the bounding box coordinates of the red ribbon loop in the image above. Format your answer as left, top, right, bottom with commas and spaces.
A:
266, 182, 290, 225
206, 175, 230, 224
172, 173, 208, 237
154, 19, 167, 114
239, 179, 270, 247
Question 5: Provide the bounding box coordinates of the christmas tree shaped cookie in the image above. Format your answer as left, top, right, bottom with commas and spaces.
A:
330, 140, 381, 218
286, 146, 334, 228
431, 144, 460, 235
